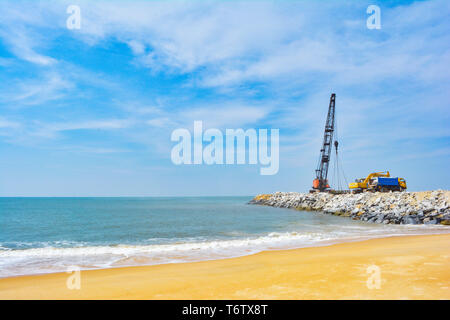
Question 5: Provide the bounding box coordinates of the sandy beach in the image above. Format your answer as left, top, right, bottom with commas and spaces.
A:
0, 233, 449, 300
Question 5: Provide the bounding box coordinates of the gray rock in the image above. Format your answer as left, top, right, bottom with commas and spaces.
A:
402, 215, 419, 224
251, 191, 449, 225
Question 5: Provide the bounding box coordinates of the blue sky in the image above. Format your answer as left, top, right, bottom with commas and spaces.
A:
0, 0, 449, 196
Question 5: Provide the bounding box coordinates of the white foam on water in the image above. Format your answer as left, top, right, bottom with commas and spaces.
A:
1, 224, 449, 278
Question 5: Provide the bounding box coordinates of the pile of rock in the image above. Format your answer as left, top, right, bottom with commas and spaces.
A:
249, 190, 450, 225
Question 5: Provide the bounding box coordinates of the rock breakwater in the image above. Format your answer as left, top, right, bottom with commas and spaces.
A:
250, 190, 450, 225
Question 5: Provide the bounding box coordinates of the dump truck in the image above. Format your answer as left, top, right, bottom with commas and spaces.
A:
349, 171, 407, 193
373, 177, 407, 192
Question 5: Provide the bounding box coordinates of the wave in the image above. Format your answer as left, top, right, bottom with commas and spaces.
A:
0, 232, 330, 258
1, 226, 449, 278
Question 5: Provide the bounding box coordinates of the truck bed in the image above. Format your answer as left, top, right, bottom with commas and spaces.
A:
377, 177, 399, 186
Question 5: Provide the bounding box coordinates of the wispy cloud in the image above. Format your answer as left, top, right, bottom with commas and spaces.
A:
2, 73, 73, 106
59, 145, 131, 154
40, 0, 447, 91
0, 2, 58, 66
33, 119, 134, 138
0, 117, 21, 129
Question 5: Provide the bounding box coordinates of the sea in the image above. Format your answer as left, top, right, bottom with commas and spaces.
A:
1, 196, 448, 278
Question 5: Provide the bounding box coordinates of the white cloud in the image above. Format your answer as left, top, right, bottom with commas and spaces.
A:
127, 40, 146, 55
0, 118, 20, 129
52, 0, 448, 90
32, 119, 133, 139
2, 0, 449, 88
1, 31, 57, 66
4, 73, 73, 106
56, 1, 305, 75
55, 119, 132, 131
59, 145, 130, 154
0, 2, 58, 66
146, 117, 174, 128
140, 103, 272, 130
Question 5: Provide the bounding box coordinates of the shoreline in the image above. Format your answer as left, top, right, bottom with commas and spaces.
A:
1, 233, 449, 299
1, 226, 449, 280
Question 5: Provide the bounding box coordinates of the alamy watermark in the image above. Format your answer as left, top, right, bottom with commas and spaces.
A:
366, 264, 381, 289
66, 5, 81, 30
66, 265, 81, 290
367, 5, 381, 30
171, 121, 279, 175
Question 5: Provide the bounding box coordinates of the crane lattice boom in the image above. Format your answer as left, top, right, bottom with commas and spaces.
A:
312, 93, 336, 192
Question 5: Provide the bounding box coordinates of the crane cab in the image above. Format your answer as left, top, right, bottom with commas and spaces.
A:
312, 179, 330, 190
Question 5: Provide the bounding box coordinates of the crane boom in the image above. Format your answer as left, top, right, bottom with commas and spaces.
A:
312, 93, 336, 192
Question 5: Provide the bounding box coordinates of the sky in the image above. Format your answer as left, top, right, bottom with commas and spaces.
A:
0, 0, 449, 196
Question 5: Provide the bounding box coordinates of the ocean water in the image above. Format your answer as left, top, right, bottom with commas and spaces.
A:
0, 196, 448, 277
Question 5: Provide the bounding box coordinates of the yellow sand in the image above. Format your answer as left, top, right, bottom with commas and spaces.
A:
1, 234, 449, 300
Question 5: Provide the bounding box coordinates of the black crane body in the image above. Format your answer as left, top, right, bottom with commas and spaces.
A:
312, 93, 336, 192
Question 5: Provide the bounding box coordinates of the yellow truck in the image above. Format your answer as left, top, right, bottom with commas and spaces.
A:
349, 171, 407, 193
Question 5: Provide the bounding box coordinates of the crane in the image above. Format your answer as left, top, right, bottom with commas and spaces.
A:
311, 93, 336, 192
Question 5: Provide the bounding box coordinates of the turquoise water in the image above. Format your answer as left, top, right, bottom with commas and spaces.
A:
0, 197, 447, 277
